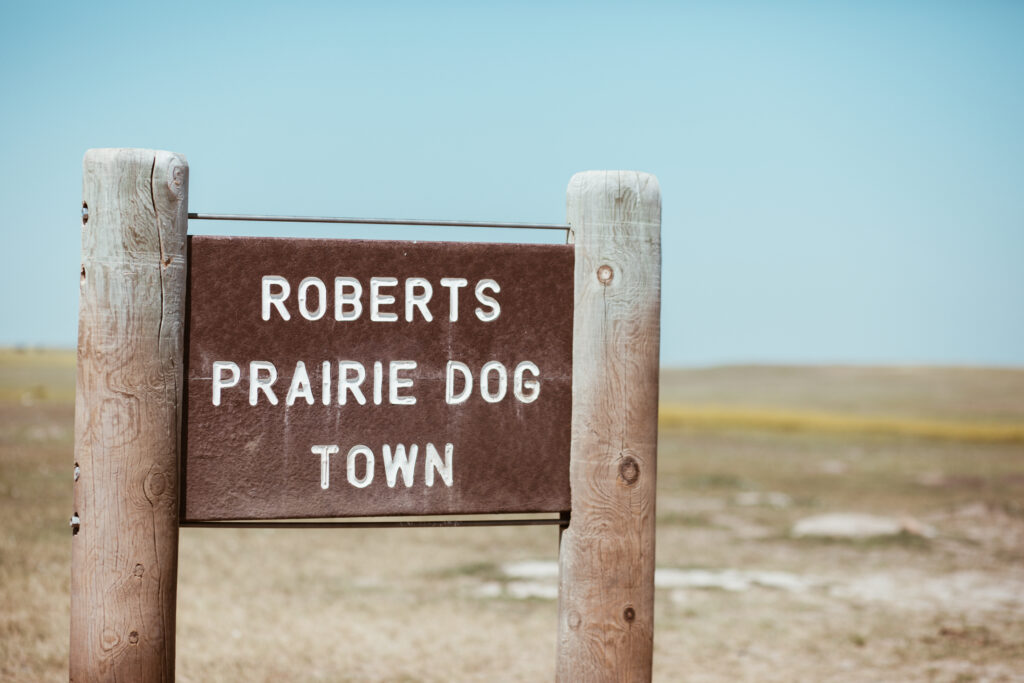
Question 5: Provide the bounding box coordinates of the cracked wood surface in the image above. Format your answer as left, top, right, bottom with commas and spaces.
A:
557, 171, 661, 682
72, 148, 188, 682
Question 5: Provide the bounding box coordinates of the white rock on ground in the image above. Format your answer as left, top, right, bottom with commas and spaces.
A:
487, 560, 1023, 615
502, 561, 560, 580
655, 568, 812, 593
830, 570, 1024, 612
505, 581, 560, 600
791, 513, 936, 539
734, 491, 793, 508
496, 562, 812, 596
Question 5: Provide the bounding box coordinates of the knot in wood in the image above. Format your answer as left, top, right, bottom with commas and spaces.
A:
597, 264, 614, 285
145, 470, 167, 498
618, 456, 640, 486
81, 202, 89, 225
133, 563, 145, 578
128, 631, 139, 645
168, 163, 186, 199
623, 606, 636, 622
567, 609, 582, 630
101, 628, 119, 651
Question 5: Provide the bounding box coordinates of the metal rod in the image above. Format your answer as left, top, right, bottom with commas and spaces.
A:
181, 517, 569, 530
188, 212, 570, 231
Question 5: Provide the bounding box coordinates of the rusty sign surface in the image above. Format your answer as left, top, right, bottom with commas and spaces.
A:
182, 236, 573, 521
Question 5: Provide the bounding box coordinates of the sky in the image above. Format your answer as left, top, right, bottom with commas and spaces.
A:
1, 1, 1022, 367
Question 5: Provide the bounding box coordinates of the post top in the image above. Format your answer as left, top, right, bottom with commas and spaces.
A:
566, 171, 661, 229
567, 170, 660, 205
83, 148, 188, 166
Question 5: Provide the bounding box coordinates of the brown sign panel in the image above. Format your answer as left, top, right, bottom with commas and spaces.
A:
182, 236, 573, 521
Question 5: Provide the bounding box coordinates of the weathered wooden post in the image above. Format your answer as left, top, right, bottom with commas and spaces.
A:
557, 171, 661, 680
72, 148, 188, 681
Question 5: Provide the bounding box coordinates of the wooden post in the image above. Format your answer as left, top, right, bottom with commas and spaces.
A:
557, 171, 661, 681
71, 148, 188, 682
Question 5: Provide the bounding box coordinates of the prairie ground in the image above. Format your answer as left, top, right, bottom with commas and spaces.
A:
1, 350, 1022, 681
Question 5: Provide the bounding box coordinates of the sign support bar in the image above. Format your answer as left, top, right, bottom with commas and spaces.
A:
188, 212, 570, 231
180, 517, 568, 530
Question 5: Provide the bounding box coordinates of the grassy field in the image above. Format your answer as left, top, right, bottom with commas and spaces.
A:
2, 350, 1023, 681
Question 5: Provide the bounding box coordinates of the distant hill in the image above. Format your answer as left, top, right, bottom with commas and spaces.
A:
660, 365, 1024, 423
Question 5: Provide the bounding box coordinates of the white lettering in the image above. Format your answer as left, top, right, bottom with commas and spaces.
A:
286, 361, 314, 406
334, 277, 362, 321
346, 445, 374, 488
212, 360, 240, 406
474, 279, 500, 322
513, 361, 540, 403
389, 360, 417, 405
382, 443, 418, 487
424, 442, 454, 487
261, 276, 291, 321
445, 361, 473, 404
249, 361, 279, 405
373, 360, 383, 405
370, 277, 398, 322
480, 360, 508, 403
321, 361, 331, 405
337, 361, 367, 405
310, 441, 455, 489
405, 277, 433, 322
440, 277, 468, 322
311, 444, 338, 489
297, 277, 327, 321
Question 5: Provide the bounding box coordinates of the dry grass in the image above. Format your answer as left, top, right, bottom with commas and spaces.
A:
2, 352, 1023, 681
659, 404, 1024, 442
659, 365, 1024, 423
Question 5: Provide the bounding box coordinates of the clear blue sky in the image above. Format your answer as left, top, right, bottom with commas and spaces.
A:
2, 1, 1022, 366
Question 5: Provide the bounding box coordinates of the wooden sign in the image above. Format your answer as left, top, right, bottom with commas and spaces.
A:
72, 148, 660, 681
183, 236, 574, 520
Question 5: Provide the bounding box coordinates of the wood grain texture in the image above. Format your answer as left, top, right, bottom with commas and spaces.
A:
557, 171, 661, 682
71, 148, 188, 682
